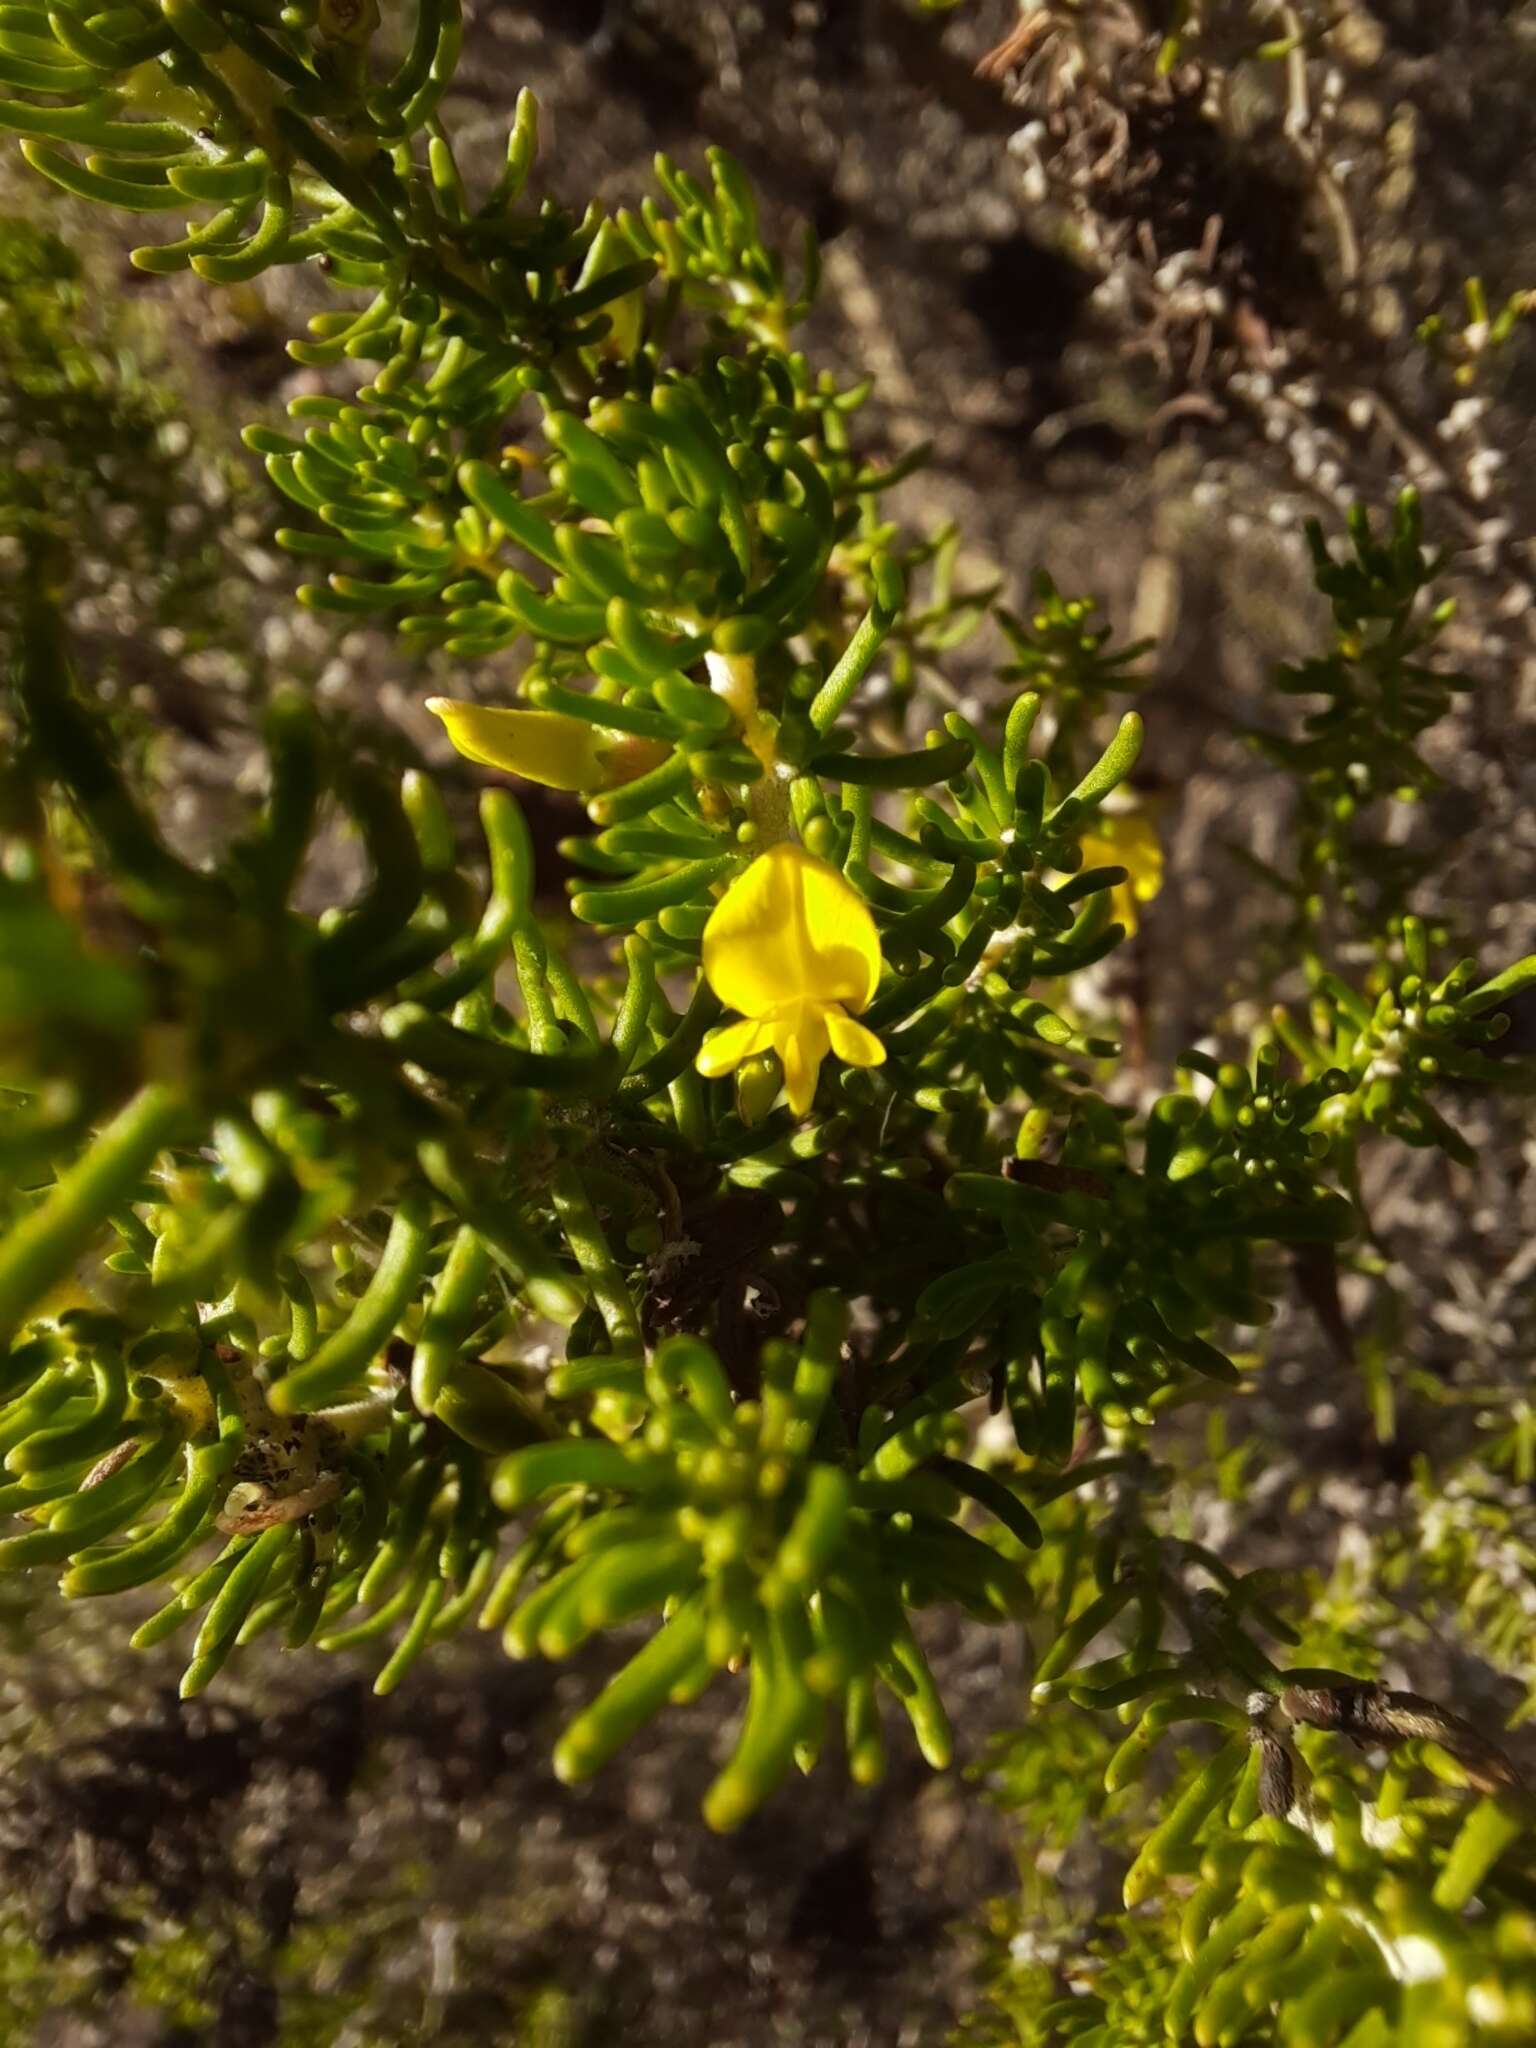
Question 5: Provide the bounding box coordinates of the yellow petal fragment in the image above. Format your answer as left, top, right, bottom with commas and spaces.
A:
824, 1008, 886, 1070
427, 700, 608, 790
696, 1016, 771, 1079
1113, 812, 1164, 902
771, 1004, 831, 1118
701, 842, 882, 1021
1079, 812, 1163, 936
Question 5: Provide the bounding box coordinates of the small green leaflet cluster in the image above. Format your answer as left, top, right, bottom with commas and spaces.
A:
1241, 493, 1475, 943
1419, 275, 1535, 388
1, 0, 539, 317
972, 1753, 1536, 2048
0, 1318, 515, 1702
995, 570, 1152, 779
960, 1463, 1536, 2048
928, 924, 1531, 1444
255, 358, 894, 702
492, 1293, 1034, 1831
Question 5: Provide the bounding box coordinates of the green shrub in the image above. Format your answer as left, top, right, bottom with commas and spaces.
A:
0, 8, 1533, 2040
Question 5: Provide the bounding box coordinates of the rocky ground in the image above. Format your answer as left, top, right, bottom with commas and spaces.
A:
3, 1, 1536, 2042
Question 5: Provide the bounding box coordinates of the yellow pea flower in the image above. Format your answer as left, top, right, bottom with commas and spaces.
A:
696, 842, 886, 1117
427, 699, 668, 792
1078, 808, 1164, 936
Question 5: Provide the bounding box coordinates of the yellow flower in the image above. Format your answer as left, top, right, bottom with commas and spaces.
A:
696, 842, 886, 1116
1078, 809, 1164, 936
427, 699, 668, 792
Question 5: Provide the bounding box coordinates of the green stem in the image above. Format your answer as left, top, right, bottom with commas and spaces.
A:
512, 928, 566, 1053
269, 1194, 434, 1414
0, 1083, 188, 1351
410, 1224, 492, 1414
549, 1161, 642, 1353
809, 604, 892, 735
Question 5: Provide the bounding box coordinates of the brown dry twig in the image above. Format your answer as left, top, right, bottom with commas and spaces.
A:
976, 8, 1057, 82
1281, 1682, 1526, 1797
